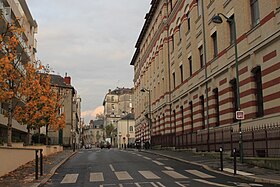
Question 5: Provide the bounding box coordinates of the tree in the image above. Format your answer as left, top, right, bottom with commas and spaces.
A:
0, 20, 31, 146
104, 124, 115, 138
14, 67, 66, 144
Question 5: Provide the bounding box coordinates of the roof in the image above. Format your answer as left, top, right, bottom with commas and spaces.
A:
130, 0, 160, 66
102, 87, 133, 105
50, 74, 73, 89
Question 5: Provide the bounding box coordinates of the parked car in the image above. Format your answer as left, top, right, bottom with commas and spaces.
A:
85, 144, 92, 149
100, 141, 111, 149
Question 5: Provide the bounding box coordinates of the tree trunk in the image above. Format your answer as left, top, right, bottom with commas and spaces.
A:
38, 127, 40, 144
46, 124, 49, 145
7, 99, 13, 147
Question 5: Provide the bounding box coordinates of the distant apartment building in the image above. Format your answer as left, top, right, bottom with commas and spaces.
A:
131, 0, 280, 155
103, 87, 134, 146
103, 87, 134, 128
117, 113, 135, 148
82, 119, 104, 146
0, 0, 37, 144
47, 74, 81, 148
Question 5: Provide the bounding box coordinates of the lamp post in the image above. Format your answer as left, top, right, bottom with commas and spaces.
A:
212, 13, 243, 163
141, 88, 152, 148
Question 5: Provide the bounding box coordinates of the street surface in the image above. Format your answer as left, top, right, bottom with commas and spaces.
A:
43, 148, 274, 187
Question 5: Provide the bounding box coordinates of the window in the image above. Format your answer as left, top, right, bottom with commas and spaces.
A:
187, 13, 191, 30
199, 46, 204, 68
250, 0, 260, 27
252, 66, 264, 117
228, 15, 235, 45
178, 24, 182, 42
179, 65, 183, 83
230, 78, 238, 122
130, 126, 133, 132
171, 35, 175, 52
170, 0, 173, 11
213, 88, 220, 126
189, 101, 194, 132
181, 106, 184, 133
211, 32, 218, 58
200, 95, 205, 129
111, 96, 114, 101
197, 0, 201, 17
188, 56, 193, 76
172, 72, 176, 89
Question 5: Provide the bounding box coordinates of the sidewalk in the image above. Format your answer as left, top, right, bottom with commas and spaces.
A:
139, 148, 280, 186
0, 149, 76, 187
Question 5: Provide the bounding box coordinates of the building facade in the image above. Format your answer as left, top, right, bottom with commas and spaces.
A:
47, 74, 78, 147
103, 87, 134, 146
0, 0, 38, 144
117, 113, 135, 148
82, 119, 104, 147
131, 0, 280, 156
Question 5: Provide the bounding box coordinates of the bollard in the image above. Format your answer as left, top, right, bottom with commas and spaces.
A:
220, 147, 223, 171
40, 149, 43, 176
35, 150, 39, 180
233, 148, 237, 175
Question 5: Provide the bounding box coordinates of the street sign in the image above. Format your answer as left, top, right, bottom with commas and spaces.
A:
236, 111, 244, 120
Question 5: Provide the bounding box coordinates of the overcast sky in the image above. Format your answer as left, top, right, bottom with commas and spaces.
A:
27, 0, 151, 124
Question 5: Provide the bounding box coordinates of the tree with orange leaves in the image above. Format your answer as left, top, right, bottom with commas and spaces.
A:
15, 64, 66, 144
0, 20, 29, 146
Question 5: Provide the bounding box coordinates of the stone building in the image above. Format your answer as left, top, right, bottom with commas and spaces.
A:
130, 0, 280, 155
117, 113, 135, 148
82, 119, 104, 147
103, 87, 134, 146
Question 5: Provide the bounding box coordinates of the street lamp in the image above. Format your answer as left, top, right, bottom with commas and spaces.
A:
212, 13, 243, 163
141, 88, 152, 148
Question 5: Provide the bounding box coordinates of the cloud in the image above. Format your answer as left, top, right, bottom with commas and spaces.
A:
81, 106, 104, 122
27, 0, 151, 124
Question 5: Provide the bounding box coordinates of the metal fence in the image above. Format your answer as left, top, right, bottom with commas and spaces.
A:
152, 125, 280, 157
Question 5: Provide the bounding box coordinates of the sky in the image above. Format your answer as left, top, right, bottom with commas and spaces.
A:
26, 0, 151, 124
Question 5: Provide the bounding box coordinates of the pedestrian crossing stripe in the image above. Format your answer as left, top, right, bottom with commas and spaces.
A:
138, 171, 160, 179
115, 171, 133, 180
162, 170, 188, 179
185, 169, 215, 179
90, 172, 104, 182
61, 174, 79, 184
59, 169, 218, 184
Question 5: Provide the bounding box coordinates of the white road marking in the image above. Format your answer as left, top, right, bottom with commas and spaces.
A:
164, 166, 174, 170
156, 181, 166, 187
135, 183, 141, 187
114, 171, 133, 180
109, 164, 115, 172
153, 160, 165, 166
136, 154, 142, 157
60, 174, 79, 184
139, 171, 160, 179
143, 156, 151, 160
249, 184, 263, 187
175, 181, 189, 187
151, 182, 158, 187
223, 168, 254, 176
162, 170, 188, 179
90, 172, 104, 182
185, 169, 215, 178
194, 179, 234, 187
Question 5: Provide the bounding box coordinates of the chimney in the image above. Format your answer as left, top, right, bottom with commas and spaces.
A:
64, 73, 71, 85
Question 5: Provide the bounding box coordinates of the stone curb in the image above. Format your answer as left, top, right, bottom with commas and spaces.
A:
33, 151, 77, 187
141, 150, 280, 186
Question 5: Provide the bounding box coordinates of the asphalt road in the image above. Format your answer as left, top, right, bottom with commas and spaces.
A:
43, 148, 275, 187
